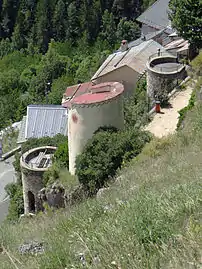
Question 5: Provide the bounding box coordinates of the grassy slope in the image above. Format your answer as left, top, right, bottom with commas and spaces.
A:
0, 101, 202, 268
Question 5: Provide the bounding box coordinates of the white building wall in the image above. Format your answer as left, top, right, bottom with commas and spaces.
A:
93, 66, 139, 97
68, 96, 124, 174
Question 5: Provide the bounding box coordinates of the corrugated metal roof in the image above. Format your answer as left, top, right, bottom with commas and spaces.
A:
91, 40, 169, 80
18, 105, 68, 143
136, 0, 172, 34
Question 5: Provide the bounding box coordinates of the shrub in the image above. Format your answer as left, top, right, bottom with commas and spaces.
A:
191, 52, 202, 78
124, 78, 150, 128
75, 127, 151, 193
53, 141, 69, 168
5, 183, 24, 222
43, 163, 60, 186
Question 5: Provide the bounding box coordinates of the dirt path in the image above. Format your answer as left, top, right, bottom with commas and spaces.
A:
145, 86, 193, 138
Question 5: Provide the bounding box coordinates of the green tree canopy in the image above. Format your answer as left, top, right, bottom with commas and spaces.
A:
169, 0, 202, 49
116, 18, 140, 42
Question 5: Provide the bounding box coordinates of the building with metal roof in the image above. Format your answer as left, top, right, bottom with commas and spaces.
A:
17, 105, 68, 144
116, 29, 171, 52
136, 0, 173, 36
91, 39, 171, 95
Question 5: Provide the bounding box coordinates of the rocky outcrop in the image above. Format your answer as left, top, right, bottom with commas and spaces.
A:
38, 182, 65, 209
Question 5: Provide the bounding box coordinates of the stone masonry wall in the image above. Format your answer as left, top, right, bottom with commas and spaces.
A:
22, 169, 44, 214
147, 68, 187, 103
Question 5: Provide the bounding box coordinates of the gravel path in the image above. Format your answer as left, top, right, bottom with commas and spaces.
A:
145, 86, 193, 137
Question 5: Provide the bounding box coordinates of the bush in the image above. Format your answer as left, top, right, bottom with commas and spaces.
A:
124, 78, 150, 128
53, 141, 69, 168
5, 183, 24, 222
43, 163, 60, 186
75, 127, 151, 193
21, 134, 67, 154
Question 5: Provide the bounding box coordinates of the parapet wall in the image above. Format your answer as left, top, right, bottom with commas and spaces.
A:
147, 54, 187, 102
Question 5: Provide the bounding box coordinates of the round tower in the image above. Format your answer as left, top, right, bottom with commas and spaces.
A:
146, 52, 186, 103
20, 146, 56, 214
68, 81, 124, 175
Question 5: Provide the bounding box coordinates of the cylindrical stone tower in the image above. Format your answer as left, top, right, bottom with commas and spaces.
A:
68, 81, 124, 175
20, 146, 56, 214
146, 53, 186, 103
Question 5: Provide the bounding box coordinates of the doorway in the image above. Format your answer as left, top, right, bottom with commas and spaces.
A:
28, 191, 35, 212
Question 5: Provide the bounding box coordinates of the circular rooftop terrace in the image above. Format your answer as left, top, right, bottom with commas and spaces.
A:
147, 52, 185, 75
71, 81, 124, 105
20, 146, 57, 171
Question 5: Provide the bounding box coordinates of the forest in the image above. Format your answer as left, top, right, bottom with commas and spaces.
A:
0, 0, 155, 128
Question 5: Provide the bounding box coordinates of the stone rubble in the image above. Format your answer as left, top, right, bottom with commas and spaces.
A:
18, 241, 44, 255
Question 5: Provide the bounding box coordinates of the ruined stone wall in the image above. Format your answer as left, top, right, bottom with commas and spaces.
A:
21, 168, 44, 214
20, 146, 57, 214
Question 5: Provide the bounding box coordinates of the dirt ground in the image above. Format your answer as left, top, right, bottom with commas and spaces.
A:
145, 85, 193, 138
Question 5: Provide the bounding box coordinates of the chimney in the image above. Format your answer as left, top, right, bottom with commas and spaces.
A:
121, 40, 128, 52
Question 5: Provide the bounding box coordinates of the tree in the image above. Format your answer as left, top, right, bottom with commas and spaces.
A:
53, 0, 67, 41
116, 18, 140, 42
81, 0, 101, 43
99, 10, 116, 47
28, 43, 67, 101
169, 0, 202, 49
66, 2, 81, 42
11, 12, 27, 49
1, 0, 19, 37
34, 0, 52, 52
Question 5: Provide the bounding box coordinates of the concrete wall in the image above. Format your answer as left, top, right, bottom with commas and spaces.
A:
93, 66, 139, 97
68, 95, 124, 174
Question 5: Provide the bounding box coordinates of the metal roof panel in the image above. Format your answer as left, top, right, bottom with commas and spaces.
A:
22, 105, 68, 140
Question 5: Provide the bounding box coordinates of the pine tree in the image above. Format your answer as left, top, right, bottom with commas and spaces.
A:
100, 10, 116, 47
81, 0, 101, 43
1, 0, 19, 37
11, 11, 27, 49
66, 2, 81, 42
116, 18, 140, 42
53, 0, 67, 41
34, 0, 52, 52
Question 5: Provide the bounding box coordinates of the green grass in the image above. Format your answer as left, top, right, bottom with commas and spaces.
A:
0, 102, 202, 268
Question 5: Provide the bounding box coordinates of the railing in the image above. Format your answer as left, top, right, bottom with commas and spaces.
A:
148, 51, 177, 62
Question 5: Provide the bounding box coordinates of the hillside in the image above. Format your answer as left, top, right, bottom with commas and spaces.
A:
0, 80, 202, 268
0, 0, 154, 129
